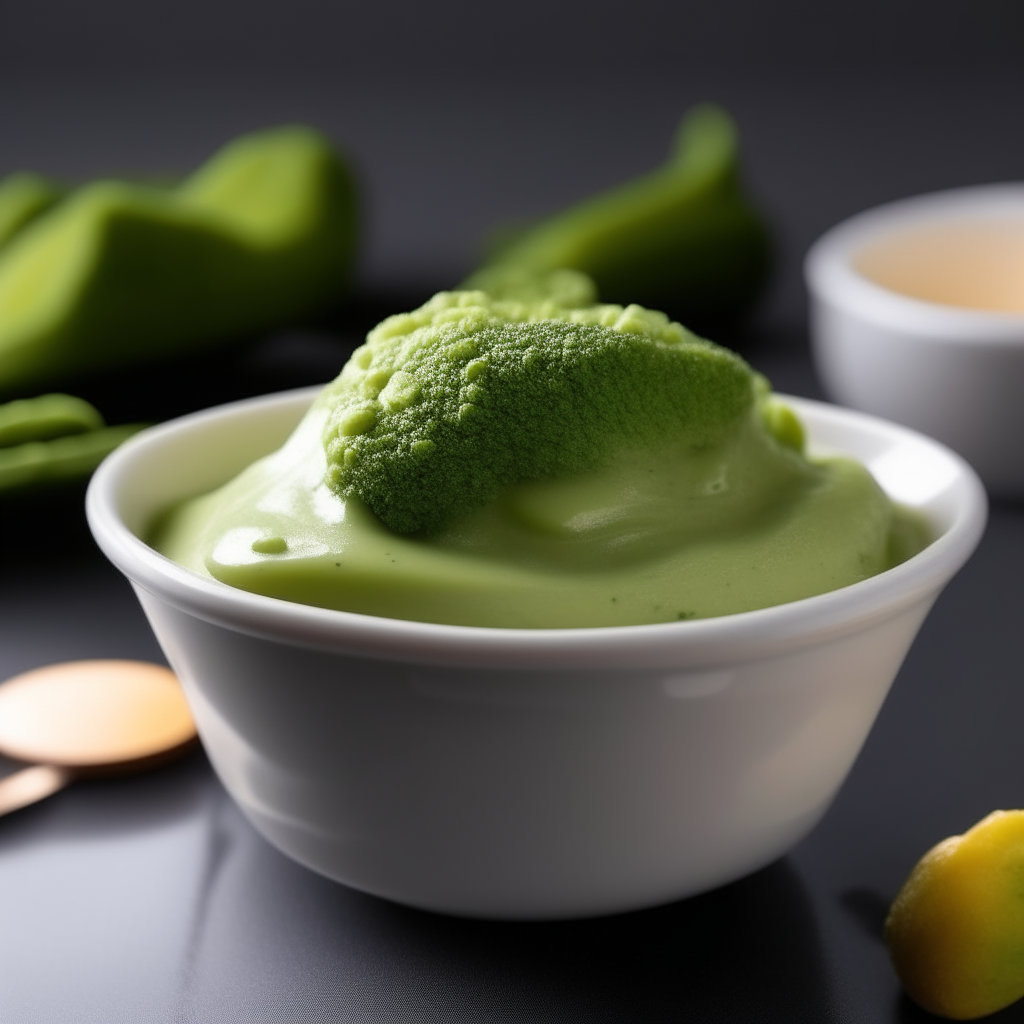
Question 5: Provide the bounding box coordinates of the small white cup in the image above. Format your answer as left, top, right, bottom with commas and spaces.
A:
87, 388, 985, 919
806, 183, 1024, 497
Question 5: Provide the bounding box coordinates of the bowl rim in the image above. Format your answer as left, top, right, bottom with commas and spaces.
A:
86, 387, 987, 671
805, 181, 1024, 342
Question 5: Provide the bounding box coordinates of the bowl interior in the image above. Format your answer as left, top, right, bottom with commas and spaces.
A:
100, 387, 970, 543
86, 386, 987, 666
116, 389, 971, 540
113, 388, 315, 539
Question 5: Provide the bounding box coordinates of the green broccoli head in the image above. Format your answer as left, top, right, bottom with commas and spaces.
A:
321, 291, 756, 535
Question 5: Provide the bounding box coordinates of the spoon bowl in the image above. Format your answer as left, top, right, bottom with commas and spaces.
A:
0, 660, 198, 815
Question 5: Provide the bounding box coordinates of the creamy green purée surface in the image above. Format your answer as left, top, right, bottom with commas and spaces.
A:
153, 291, 928, 628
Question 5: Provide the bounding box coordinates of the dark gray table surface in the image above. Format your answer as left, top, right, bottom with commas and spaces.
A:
0, 57, 1023, 1023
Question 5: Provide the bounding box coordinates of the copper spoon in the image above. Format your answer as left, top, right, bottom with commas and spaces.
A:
0, 660, 198, 816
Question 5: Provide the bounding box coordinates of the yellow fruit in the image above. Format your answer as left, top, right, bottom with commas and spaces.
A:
885, 810, 1024, 1020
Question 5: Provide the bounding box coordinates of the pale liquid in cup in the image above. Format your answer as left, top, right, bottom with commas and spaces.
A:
855, 220, 1024, 313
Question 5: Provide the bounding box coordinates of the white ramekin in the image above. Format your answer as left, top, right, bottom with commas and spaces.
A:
86, 387, 986, 919
806, 183, 1024, 497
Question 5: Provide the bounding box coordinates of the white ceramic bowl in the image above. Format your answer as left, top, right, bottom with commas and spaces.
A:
87, 387, 986, 920
806, 183, 1024, 497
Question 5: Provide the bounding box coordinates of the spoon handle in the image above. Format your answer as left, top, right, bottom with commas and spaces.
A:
0, 765, 75, 816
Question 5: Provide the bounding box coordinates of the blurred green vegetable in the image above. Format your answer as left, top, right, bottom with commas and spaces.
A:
0, 173, 64, 249
460, 266, 597, 309
0, 125, 358, 394
0, 392, 103, 446
468, 104, 769, 328
0, 393, 143, 492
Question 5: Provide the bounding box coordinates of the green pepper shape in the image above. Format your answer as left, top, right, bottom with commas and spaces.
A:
0, 173, 64, 249
0, 392, 103, 446
460, 266, 598, 309
469, 105, 770, 328
0, 125, 358, 394
0, 393, 143, 492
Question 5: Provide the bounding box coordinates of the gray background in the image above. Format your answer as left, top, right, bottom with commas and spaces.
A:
3, 0, 1024, 326
1, 2, 1023, 1020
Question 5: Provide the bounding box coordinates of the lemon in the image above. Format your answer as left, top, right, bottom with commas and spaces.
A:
885, 809, 1024, 1019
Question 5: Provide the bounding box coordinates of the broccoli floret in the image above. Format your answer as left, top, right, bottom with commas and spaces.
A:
321, 290, 756, 535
